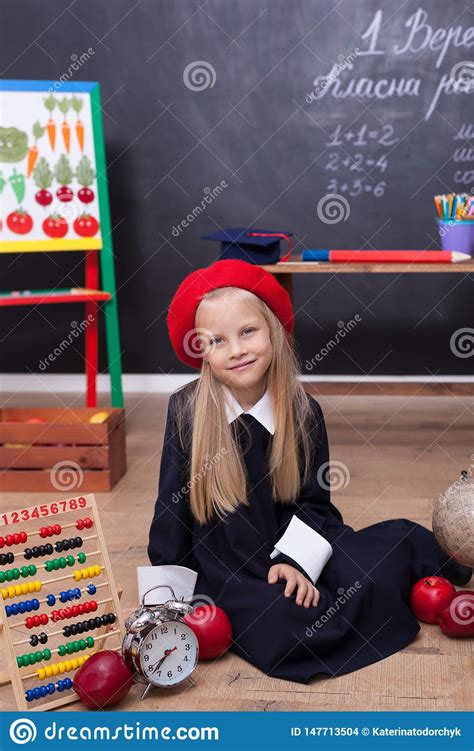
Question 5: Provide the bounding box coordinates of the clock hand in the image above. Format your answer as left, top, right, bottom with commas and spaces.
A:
149, 646, 178, 673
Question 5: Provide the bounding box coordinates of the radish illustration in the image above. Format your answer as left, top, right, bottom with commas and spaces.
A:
75, 155, 95, 204
54, 154, 74, 202
33, 157, 53, 207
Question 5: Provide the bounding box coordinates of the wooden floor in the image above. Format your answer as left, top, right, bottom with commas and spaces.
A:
0, 389, 472, 712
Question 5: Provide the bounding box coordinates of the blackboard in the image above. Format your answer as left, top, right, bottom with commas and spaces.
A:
1, 0, 473, 377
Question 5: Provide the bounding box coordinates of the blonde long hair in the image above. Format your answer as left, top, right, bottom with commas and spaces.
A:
173, 287, 317, 525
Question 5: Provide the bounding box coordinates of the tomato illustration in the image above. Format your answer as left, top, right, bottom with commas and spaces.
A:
7, 210, 33, 235
43, 215, 68, 238
74, 215, 99, 237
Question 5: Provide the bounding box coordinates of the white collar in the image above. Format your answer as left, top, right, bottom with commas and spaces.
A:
222, 384, 275, 435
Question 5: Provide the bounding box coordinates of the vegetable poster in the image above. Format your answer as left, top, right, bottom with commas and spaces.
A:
0, 81, 103, 251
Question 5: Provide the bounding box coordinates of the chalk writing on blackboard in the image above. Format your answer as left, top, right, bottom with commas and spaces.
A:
307, 8, 473, 121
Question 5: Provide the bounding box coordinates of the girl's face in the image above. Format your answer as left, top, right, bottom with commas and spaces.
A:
197, 297, 273, 394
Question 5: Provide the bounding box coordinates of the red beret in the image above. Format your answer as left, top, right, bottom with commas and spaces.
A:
167, 259, 294, 369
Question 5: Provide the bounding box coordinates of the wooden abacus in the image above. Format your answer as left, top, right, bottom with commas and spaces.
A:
0, 494, 126, 711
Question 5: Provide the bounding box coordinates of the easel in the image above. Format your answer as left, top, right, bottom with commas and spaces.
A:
0, 80, 123, 408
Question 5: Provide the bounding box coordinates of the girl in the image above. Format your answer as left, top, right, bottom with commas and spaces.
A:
148, 259, 471, 684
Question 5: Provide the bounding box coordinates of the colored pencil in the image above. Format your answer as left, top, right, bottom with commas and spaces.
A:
301, 250, 468, 264
434, 193, 474, 220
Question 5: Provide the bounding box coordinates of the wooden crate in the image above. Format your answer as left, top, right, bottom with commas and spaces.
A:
0, 408, 126, 492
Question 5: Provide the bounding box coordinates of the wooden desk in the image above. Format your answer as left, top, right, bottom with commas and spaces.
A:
261, 255, 474, 397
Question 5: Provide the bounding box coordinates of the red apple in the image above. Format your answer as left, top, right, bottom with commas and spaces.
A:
437, 591, 474, 638
410, 576, 456, 624
73, 650, 134, 709
184, 605, 233, 660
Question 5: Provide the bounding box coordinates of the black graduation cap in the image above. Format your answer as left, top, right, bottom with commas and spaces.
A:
202, 227, 293, 265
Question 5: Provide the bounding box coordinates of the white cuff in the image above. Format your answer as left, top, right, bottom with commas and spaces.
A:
269, 515, 333, 585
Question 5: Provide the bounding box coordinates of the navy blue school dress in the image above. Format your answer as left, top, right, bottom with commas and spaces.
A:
148, 380, 470, 684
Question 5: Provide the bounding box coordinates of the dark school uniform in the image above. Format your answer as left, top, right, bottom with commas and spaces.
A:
148, 380, 471, 684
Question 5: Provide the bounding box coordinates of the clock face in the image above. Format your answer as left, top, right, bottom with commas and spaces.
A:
138, 620, 198, 687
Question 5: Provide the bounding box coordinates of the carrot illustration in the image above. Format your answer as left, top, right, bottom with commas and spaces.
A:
43, 94, 57, 151
26, 121, 46, 177
71, 95, 84, 151
58, 97, 71, 153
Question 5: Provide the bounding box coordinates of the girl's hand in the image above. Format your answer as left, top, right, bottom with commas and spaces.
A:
268, 563, 320, 608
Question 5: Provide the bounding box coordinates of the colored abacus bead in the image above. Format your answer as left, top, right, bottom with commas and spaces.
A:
30, 634, 39, 647
47, 594, 56, 606
38, 631, 48, 644
84, 517, 93, 529
76, 519, 85, 530
87, 583, 96, 595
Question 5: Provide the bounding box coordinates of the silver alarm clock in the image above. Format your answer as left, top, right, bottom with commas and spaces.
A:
122, 585, 198, 700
